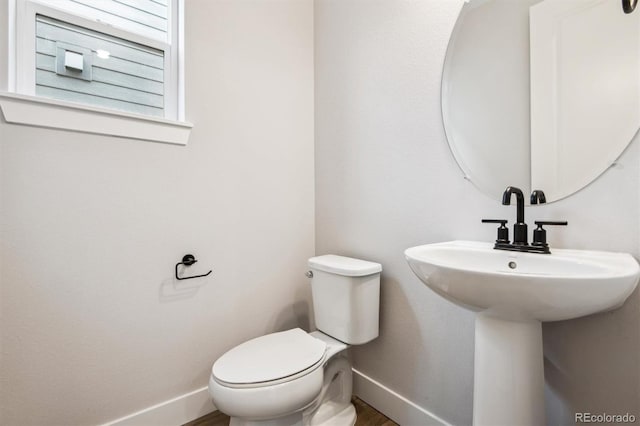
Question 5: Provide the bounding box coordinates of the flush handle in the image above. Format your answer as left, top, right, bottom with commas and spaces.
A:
305, 271, 313, 278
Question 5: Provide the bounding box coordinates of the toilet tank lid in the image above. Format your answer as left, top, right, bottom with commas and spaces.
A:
308, 255, 382, 277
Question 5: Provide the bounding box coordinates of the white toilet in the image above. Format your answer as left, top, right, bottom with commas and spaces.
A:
208, 254, 382, 426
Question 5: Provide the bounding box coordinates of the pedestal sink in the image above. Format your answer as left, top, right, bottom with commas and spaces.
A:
404, 240, 640, 426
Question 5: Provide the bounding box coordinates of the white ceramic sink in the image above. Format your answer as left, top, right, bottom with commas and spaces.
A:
404, 240, 640, 321
404, 240, 640, 426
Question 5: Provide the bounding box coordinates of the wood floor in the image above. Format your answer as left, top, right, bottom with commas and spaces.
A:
183, 397, 398, 426
352, 397, 398, 426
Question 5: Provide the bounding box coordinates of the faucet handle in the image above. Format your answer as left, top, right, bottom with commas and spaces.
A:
532, 221, 568, 248
534, 221, 568, 226
482, 219, 509, 244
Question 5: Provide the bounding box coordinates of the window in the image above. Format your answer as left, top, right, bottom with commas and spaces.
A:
33, 14, 166, 117
1, 0, 190, 145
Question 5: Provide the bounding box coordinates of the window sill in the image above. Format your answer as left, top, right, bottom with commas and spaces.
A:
0, 92, 192, 145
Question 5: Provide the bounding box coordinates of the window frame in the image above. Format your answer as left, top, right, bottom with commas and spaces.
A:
0, 0, 190, 145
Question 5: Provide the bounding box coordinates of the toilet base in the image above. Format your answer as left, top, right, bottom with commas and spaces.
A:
230, 412, 304, 426
307, 401, 356, 426
228, 403, 356, 426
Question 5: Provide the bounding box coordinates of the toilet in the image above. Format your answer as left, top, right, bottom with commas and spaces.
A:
208, 255, 382, 426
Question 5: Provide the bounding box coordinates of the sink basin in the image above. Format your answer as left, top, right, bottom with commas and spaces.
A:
405, 240, 640, 321
404, 240, 639, 426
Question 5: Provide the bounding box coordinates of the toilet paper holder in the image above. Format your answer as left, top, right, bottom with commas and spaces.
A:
175, 254, 212, 280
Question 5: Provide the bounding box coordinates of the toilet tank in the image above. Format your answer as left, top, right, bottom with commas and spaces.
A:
308, 255, 381, 345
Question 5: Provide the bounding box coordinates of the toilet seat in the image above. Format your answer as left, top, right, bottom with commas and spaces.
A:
209, 328, 328, 420
212, 328, 327, 388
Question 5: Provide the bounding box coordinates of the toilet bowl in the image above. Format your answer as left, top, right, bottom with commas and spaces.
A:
208, 255, 382, 426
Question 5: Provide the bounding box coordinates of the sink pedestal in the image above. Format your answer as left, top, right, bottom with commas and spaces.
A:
473, 315, 545, 426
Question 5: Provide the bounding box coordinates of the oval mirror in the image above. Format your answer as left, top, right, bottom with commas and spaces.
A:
442, 0, 640, 203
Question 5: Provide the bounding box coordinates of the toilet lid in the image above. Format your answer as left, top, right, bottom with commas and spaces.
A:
212, 328, 326, 385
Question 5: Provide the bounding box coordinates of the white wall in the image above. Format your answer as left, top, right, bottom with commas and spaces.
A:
0, 1, 9, 92
314, 1, 640, 425
0, 0, 315, 424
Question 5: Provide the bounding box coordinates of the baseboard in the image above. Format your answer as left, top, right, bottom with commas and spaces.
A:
102, 386, 216, 426
352, 368, 451, 426
101, 370, 448, 426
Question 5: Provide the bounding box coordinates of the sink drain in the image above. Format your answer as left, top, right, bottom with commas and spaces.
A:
508, 261, 517, 269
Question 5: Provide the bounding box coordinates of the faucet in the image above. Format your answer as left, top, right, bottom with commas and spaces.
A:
483, 187, 567, 254
502, 186, 527, 245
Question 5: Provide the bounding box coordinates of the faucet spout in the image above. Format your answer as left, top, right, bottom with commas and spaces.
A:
502, 186, 527, 245
502, 186, 525, 224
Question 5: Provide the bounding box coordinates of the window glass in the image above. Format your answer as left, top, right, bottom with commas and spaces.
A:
36, 0, 169, 42
35, 14, 165, 117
